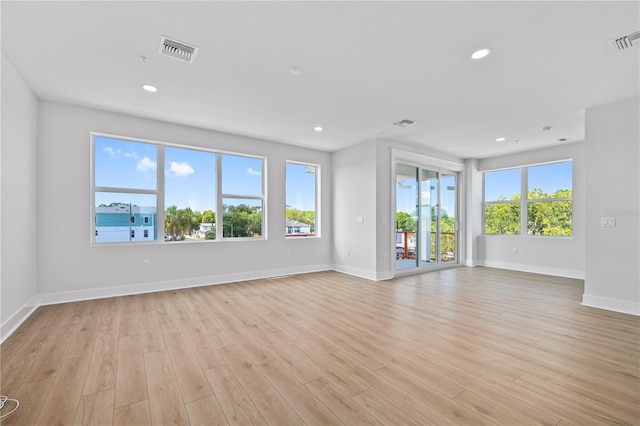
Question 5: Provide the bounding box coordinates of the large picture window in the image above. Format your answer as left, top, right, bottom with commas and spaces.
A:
91, 133, 265, 244
285, 162, 318, 237
483, 161, 572, 236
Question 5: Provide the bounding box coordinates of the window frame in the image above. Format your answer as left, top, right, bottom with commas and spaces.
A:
482, 160, 573, 237
90, 132, 267, 245
218, 153, 267, 240
285, 160, 321, 238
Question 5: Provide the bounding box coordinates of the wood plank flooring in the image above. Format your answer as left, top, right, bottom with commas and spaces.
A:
1, 267, 638, 425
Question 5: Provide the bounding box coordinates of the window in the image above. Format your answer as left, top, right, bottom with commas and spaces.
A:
220, 154, 264, 238
92, 133, 266, 244
527, 162, 573, 236
164, 146, 216, 242
483, 169, 521, 235
93, 135, 158, 243
483, 161, 572, 236
286, 162, 318, 237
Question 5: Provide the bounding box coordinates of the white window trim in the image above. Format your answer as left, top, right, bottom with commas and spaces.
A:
285, 160, 321, 239
90, 132, 267, 246
482, 160, 573, 237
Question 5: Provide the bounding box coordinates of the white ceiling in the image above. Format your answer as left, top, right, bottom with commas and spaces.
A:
2, 1, 638, 159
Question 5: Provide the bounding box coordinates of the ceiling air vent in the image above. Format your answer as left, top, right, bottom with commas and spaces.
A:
393, 119, 417, 128
159, 36, 198, 63
610, 31, 640, 51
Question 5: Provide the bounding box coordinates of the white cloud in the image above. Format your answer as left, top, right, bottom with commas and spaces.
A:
169, 161, 194, 177
137, 156, 157, 172
104, 146, 121, 157
247, 167, 261, 176
123, 151, 140, 159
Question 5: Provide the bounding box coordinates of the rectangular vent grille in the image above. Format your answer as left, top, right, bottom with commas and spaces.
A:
610, 31, 640, 51
159, 36, 198, 63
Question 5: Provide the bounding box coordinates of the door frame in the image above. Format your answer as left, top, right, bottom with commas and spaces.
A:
391, 149, 465, 277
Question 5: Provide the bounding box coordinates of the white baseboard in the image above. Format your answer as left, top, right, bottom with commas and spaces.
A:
478, 260, 584, 280
1, 265, 332, 343
375, 271, 394, 281
37, 264, 334, 306
1, 296, 38, 344
582, 294, 640, 316
332, 264, 389, 281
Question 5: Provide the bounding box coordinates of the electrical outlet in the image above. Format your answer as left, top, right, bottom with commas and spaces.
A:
286, 249, 292, 257
512, 248, 518, 255
142, 259, 149, 269
346, 249, 351, 257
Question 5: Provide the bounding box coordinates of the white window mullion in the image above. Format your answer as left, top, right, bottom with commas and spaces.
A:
521, 167, 528, 235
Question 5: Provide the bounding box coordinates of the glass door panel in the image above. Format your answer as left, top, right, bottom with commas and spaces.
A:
395, 164, 418, 270
420, 169, 438, 266
395, 162, 459, 273
440, 173, 457, 263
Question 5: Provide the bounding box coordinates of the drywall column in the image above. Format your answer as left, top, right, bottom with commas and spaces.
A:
332, 140, 379, 280
1, 54, 39, 340
583, 97, 639, 315
464, 159, 482, 266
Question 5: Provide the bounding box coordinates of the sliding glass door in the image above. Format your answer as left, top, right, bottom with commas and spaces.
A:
395, 162, 458, 272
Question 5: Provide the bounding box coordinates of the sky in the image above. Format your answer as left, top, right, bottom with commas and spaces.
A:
94, 136, 316, 214
484, 161, 572, 201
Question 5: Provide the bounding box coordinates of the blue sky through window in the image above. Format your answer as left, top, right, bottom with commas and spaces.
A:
286, 163, 316, 211
165, 146, 215, 213
528, 161, 572, 195
485, 161, 572, 201
94, 136, 157, 190
95, 136, 275, 214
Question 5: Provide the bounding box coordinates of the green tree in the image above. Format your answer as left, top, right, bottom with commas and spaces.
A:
484, 195, 521, 234
223, 204, 262, 237
396, 211, 416, 231
527, 188, 572, 236
202, 209, 215, 224
165, 206, 200, 239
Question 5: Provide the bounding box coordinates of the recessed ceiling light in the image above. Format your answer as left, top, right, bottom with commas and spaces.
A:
142, 84, 158, 93
290, 67, 304, 76
496, 137, 506, 142
313, 126, 323, 132
471, 48, 491, 60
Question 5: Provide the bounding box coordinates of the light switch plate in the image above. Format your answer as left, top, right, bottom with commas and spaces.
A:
601, 217, 615, 227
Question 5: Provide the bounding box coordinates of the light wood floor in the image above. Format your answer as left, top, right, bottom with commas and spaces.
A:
1, 267, 639, 425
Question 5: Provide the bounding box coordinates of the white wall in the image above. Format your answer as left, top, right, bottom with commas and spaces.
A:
476, 142, 586, 279
1, 54, 39, 340
36, 102, 333, 303
464, 158, 482, 267
583, 97, 639, 315
332, 140, 378, 279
